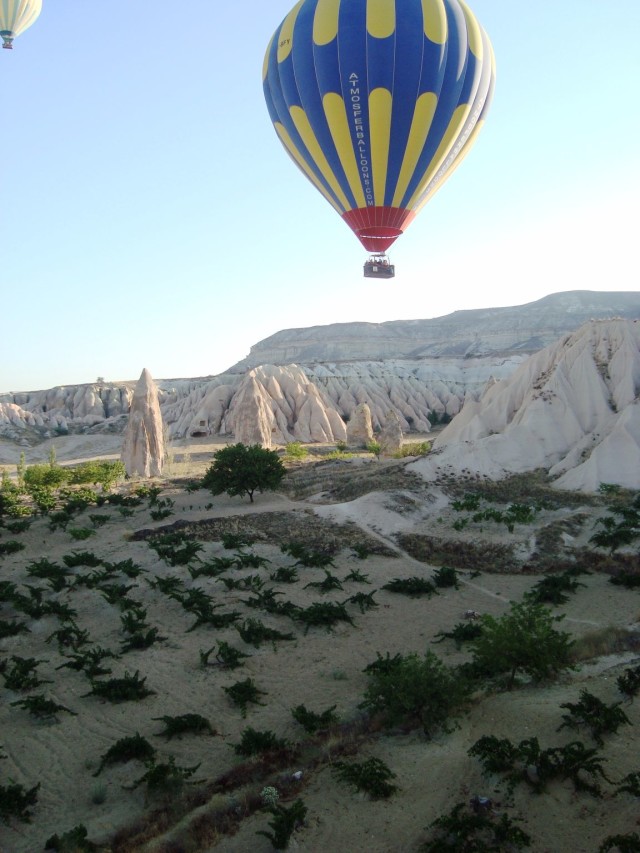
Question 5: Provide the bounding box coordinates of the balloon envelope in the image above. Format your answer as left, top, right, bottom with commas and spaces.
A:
1, 0, 42, 48
263, 0, 495, 253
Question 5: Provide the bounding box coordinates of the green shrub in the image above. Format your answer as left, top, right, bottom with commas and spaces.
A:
345, 591, 378, 613
206, 640, 249, 669
269, 566, 299, 584
433, 621, 484, 649
617, 663, 640, 699
392, 441, 431, 458
11, 695, 76, 720
432, 566, 459, 588
4, 519, 32, 534
614, 772, 640, 798
469, 735, 610, 797
153, 713, 216, 740
236, 618, 295, 648
558, 690, 632, 746
282, 541, 336, 568
82, 671, 155, 703
223, 677, 267, 717
296, 601, 354, 634
284, 441, 308, 460
423, 802, 531, 852
291, 703, 338, 733
0, 618, 30, 639
129, 757, 201, 797
332, 757, 398, 799
68, 527, 95, 541
0, 540, 25, 558
0, 781, 40, 824
598, 833, 640, 852
232, 727, 288, 756
93, 733, 156, 776
2, 656, 51, 692
69, 460, 126, 490
525, 573, 585, 605
382, 576, 437, 598
256, 799, 307, 850
304, 570, 344, 593
45, 823, 97, 851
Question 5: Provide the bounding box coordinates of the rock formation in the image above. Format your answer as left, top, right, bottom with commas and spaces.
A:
120, 369, 165, 478
378, 410, 403, 456
2, 292, 639, 489
233, 291, 640, 368
347, 403, 374, 448
229, 374, 275, 448
221, 365, 346, 446
412, 319, 640, 492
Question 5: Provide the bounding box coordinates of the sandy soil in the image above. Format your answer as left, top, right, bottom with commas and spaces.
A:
0, 438, 639, 852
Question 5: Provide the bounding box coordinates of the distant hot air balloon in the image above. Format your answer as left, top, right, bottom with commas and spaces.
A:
1, 0, 42, 49
263, 0, 495, 278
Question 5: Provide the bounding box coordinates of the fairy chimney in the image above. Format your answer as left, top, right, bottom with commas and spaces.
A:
120, 368, 165, 477
378, 410, 403, 456
346, 402, 374, 448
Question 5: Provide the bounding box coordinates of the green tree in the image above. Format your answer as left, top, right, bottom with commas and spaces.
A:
24, 463, 69, 490
360, 650, 469, 738
202, 443, 286, 503
470, 601, 574, 689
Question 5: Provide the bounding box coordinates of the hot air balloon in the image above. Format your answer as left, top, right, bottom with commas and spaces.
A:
263, 0, 495, 278
1, 0, 42, 49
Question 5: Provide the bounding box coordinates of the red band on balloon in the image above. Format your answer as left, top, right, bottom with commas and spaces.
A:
342, 207, 416, 252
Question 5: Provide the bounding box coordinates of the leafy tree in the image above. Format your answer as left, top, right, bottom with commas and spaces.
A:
470, 601, 574, 689
360, 650, 469, 737
69, 460, 126, 489
23, 463, 69, 490
202, 443, 286, 503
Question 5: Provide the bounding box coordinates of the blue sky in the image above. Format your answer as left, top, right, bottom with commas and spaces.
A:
2, 1, 639, 393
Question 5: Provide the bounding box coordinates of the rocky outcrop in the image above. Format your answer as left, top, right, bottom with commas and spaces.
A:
347, 403, 374, 448
378, 410, 403, 456
1, 292, 638, 454
412, 319, 640, 492
120, 369, 166, 478
222, 365, 346, 446
232, 291, 640, 368
229, 375, 275, 448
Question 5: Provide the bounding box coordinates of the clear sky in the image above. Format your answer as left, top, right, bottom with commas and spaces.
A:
2, 1, 639, 393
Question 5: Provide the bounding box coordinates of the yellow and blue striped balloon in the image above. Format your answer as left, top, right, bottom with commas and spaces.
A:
1, 0, 42, 49
263, 0, 495, 253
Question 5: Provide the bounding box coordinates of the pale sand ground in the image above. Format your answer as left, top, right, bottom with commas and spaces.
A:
0, 436, 639, 852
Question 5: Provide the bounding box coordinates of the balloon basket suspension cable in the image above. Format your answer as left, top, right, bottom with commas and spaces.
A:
363, 254, 395, 279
